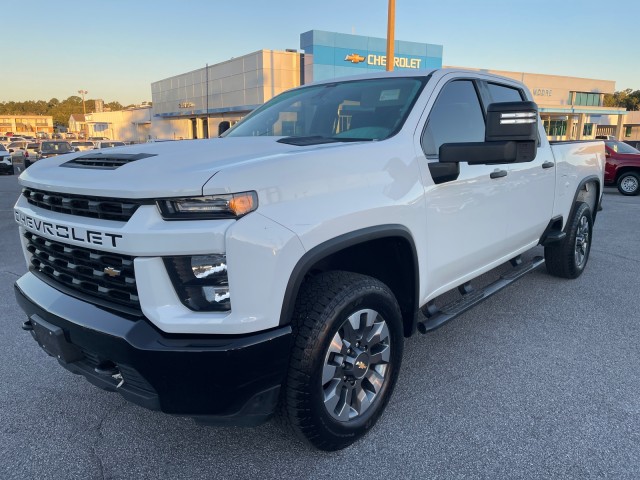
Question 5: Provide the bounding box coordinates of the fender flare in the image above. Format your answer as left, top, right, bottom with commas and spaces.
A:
279, 225, 419, 329
567, 175, 601, 226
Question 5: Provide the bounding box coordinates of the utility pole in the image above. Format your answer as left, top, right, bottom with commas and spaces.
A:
78, 89, 88, 138
386, 0, 396, 71
78, 90, 88, 115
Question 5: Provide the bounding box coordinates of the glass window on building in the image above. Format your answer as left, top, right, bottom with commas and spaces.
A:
571, 92, 601, 107
543, 119, 567, 136
583, 123, 594, 136
625, 126, 632, 137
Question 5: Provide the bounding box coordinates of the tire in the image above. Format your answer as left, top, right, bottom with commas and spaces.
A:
617, 172, 640, 196
545, 202, 593, 279
280, 271, 404, 451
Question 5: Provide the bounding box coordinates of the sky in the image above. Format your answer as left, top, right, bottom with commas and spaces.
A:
4, 0, 639, 105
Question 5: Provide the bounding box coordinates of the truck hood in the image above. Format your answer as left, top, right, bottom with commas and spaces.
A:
18, 137, 334, 198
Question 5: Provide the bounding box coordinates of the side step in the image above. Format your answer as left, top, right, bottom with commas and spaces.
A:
417, 255, 545, 334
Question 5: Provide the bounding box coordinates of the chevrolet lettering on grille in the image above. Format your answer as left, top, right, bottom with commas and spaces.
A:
14, 210, 123, 247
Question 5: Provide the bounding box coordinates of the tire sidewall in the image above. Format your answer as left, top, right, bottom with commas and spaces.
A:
304, 282, 404, 446
568, 202, 593, 276
617, 172, 640, 196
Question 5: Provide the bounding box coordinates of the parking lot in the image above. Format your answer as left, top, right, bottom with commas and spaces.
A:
0, 174, 638, 479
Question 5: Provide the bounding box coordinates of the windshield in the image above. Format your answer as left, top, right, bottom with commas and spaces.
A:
41, 142, 73, 153
606, 141, 640, 154
225, 77, 428, 142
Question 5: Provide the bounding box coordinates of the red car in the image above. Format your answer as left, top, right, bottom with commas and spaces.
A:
604, 140, 640, 196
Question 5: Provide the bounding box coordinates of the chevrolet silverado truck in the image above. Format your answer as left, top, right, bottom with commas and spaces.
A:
14, 69, 604, 451
604, 139, 640, 195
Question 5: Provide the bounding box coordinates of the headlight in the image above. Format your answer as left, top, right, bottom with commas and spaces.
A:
164, 254, 230, 312
157, 191, 258, 220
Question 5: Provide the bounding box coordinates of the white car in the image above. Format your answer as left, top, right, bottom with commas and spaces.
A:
93, 141, 126, 149
70, 141, 95, 152
0, 136, 26, 147
0, 144, 13, 174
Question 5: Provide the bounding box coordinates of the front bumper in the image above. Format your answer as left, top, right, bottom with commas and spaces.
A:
15, 273, 292, 426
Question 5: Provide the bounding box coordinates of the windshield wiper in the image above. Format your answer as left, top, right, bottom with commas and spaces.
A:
277, 136, 374, 146
277, 136, 341, 146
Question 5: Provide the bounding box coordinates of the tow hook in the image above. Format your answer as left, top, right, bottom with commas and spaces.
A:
95, 361, 125, 388
22, 320, 34, 331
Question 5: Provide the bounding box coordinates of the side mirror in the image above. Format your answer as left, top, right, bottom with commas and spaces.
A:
74, 147, 80, 152
485, 101, 538, 142
440, 101, 539, 165
8, 149, 13, 153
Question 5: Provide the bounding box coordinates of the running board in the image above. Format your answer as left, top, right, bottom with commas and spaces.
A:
417, 256, 545, 334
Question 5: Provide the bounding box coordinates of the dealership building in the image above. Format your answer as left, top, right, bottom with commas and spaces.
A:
86, 29, 633, 143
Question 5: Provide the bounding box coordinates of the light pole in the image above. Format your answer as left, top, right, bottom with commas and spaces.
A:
386, 0, 395, 71
78, 89, 88, 137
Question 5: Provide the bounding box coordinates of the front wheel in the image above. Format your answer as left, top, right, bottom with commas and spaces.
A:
545, 202, 593, 279
617, 172, 640, 196
280, 271, 404, 451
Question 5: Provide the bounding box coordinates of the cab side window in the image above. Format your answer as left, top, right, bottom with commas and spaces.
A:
487, 83, 524, 103
421, 80, 485, 156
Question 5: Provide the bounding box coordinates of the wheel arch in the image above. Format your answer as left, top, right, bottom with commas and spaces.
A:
615, 166, 640, 181
570, 175, 601, 225
279, 225, 419, 337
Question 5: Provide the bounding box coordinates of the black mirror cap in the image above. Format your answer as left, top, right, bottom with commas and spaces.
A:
486, 101, 539, 142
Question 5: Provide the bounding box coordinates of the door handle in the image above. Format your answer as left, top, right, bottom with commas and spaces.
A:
490, 169, 508, 179
542, 161, 555, 169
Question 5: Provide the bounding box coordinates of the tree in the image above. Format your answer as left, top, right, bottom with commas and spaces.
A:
604, 89, 640, 111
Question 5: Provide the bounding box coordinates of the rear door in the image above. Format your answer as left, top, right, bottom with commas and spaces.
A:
481, 81, 555, 250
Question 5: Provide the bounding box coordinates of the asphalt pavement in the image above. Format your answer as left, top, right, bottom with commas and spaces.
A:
0, 174, 638, 479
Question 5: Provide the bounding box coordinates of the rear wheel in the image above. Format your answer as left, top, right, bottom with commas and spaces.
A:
545, 202, 593, 279
280, 271, 404, 451
617, 172, 640, 196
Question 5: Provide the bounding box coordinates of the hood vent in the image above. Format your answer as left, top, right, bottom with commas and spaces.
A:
62, 153, 157, 169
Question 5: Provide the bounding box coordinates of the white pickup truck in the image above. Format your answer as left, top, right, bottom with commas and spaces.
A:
14, 69, 604, 451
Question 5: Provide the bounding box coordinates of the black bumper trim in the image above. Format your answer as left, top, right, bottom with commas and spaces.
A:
15, 273, 292, 425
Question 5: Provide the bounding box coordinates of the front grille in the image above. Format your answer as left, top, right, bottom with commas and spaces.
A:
22, 187, 149, 222
25, 231, 139, 310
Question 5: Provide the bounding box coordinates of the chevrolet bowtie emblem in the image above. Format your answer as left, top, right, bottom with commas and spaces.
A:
356, 361, 366, 370
345, 53, 365, 64
103, 267, 121, 277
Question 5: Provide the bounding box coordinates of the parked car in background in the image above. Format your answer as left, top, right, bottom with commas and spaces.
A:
88, 136, 109, 141
0, 144, 13, 174
26, 143, 41, 158
70, 141, 95, 152
93, 141, 126, 149
39, 141, 76, 159
7, 141, 32, 170
1, 136, 26, 147
604, 140, 640, 196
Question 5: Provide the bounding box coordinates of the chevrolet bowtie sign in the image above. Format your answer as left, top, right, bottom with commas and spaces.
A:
344, 53, 422, 69
344, 53, 366, 64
